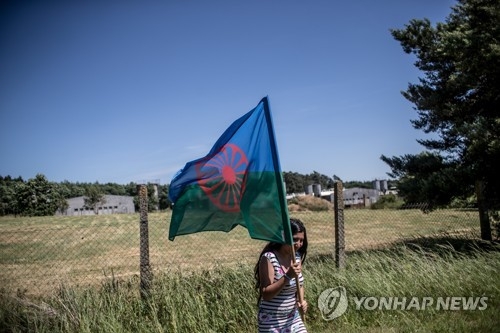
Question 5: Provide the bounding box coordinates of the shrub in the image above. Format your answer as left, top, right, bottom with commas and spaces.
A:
288, 195, 332, 212
371, 194, 404, 209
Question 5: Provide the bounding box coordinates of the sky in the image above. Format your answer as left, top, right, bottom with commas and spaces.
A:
0, 0, 457, 185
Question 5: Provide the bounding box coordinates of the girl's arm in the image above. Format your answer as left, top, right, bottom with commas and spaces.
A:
259, 256, 292, 301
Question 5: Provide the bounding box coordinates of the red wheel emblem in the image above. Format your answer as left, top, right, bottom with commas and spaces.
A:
196, 143, 248, 212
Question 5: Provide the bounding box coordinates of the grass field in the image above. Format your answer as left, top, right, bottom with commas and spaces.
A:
1, 209, 497, 332
1, 238, 498, 332
0, 209, 480, 296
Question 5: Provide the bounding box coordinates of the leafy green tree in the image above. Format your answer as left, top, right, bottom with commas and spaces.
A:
343, 180, 374, 189
159, 184, 171, 210
283, 172, 306, 194
55, 195, 69, 215
101, 182, 127, 196
283, 171, 335, 194
371, 193, 404, 210
381, 152, 468, 206
384, 0, 499, 239
306, 171, 335, 190
124, 182, 139, 197
0, 176, 24, 215
0, 185, 12, 215
53, 183, 70, 215
58, 180, 85, 198
16, 174, 59, 216
83, 186, 106, 215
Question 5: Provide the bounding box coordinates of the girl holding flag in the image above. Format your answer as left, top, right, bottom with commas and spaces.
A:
254, 218, 308, 332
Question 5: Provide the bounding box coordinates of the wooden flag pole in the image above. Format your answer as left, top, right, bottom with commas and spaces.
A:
290, 245, 305, 323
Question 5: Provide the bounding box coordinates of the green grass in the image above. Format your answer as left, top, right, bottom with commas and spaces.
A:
0, 209, 481, 296
1, 238, 498, 332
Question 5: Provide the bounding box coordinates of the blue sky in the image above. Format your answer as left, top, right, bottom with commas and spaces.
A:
0, 0, 456, 185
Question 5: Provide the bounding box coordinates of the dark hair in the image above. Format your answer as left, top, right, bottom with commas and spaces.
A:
253, 218, 308, 299
290, 218, 308, 263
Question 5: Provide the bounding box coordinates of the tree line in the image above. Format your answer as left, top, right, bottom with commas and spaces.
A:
0, 174, 169, 216
0, 172, 378, 217
282, 171, 383, 194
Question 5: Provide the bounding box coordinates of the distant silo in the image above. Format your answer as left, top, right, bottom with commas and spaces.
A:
381, 179, 388, 192
312, 184, 322, 197
152, 183, 159, 210
305, 184, 313, 195
372, 180, 381, 191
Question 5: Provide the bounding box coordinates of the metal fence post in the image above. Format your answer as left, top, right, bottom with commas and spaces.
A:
138, 184, 152, 297
334, 181, 345, 268
475, 180, 492, 241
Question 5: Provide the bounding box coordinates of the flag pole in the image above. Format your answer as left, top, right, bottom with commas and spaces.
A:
290, 245, 306, 323
262, 96, 305, 323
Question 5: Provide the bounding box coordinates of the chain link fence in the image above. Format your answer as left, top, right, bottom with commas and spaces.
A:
0, 186, 483, 296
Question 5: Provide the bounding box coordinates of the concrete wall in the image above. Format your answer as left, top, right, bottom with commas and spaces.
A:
61, 195, 135, 216
343, 187, 379, 207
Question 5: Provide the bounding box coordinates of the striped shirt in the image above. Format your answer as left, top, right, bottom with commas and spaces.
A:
258, 251, 307, 333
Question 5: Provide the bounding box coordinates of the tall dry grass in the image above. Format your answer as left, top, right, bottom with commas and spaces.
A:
0, 208, 481, 296
1, 238, 498, 332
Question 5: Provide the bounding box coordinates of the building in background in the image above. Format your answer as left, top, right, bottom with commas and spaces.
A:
287, 179, 395, 207
343, 188, 380, 208
59, 195, 135, 216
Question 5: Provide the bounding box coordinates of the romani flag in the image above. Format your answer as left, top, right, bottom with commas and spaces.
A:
168, 96, 293, 245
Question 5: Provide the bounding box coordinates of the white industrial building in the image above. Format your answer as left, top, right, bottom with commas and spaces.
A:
60, 195, 135, 216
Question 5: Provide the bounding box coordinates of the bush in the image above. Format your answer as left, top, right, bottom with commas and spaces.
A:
288, 195, 332, 212
371, 194, 404, 209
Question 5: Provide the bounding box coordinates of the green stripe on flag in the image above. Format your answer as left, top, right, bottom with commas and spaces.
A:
169, 171, 288, 244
